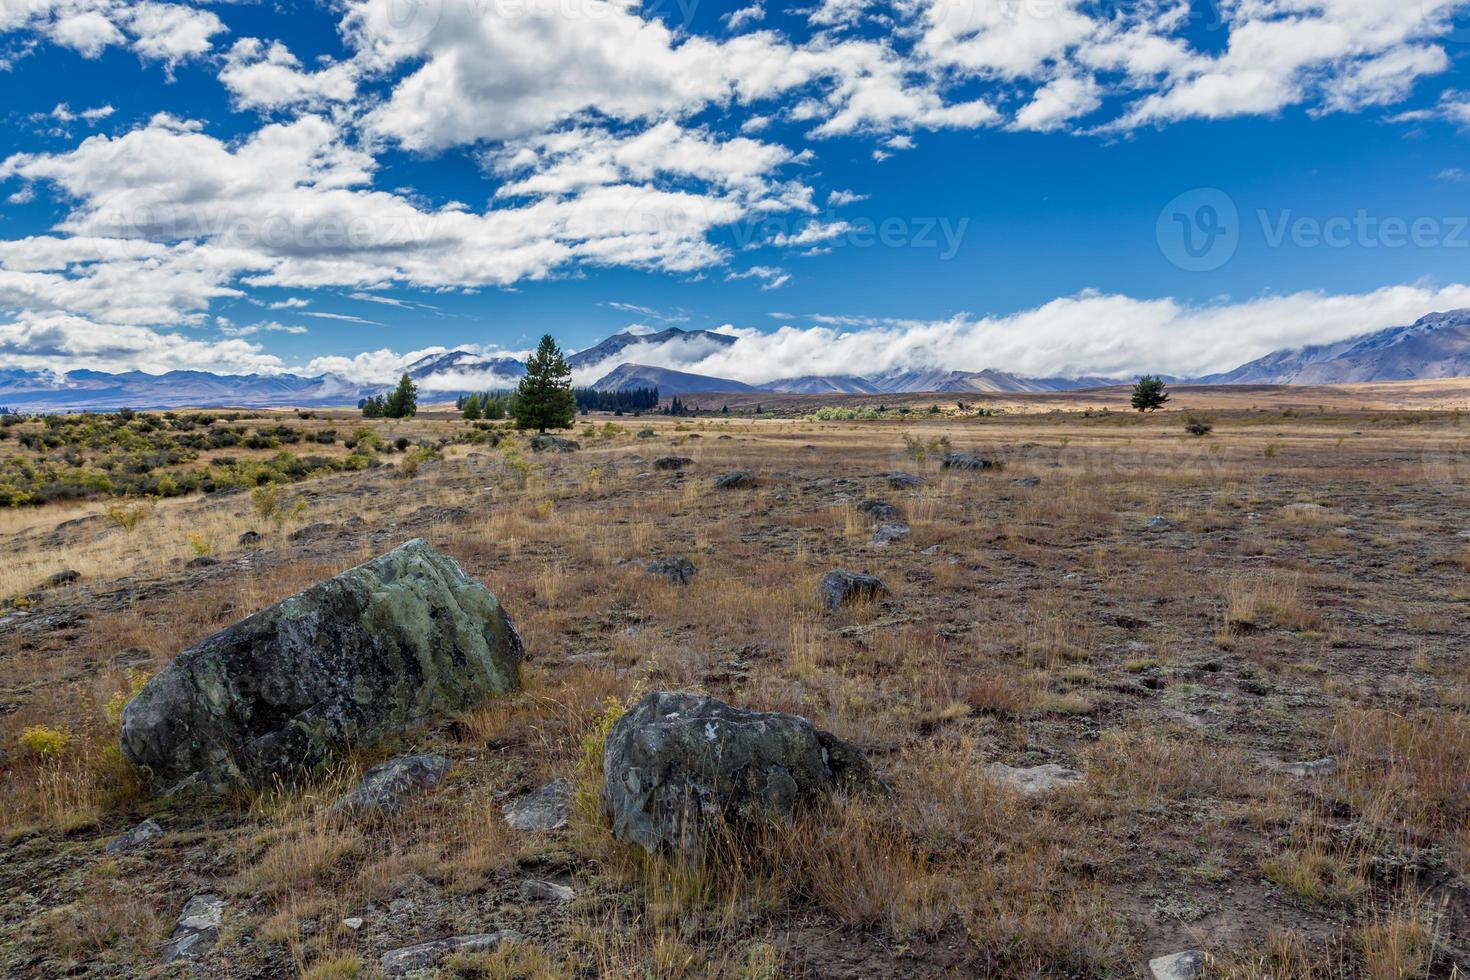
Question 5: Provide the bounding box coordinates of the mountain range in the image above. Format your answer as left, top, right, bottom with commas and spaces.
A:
4, 312, 1470, 412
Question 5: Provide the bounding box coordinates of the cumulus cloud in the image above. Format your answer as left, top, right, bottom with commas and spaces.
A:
1, 0, 224, 66
219, 38, 359, 112
0, 311, 287, 375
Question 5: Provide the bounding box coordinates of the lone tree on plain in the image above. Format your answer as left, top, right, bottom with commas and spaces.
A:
1131, 374, 1169, 412
385, 373, 418, 419
514, 334, 576, 432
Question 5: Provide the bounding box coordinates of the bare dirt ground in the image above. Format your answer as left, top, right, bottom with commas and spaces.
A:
2, 404, 1469, 978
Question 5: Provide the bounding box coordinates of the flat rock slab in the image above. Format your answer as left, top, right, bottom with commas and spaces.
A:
713, 470, 757, 489
1150, 949, 1205, 980
380, 930, 523, 975
162, 894, 225, 963
870, 523, 910, 547
941, 452, 998, 471
121, 539, 522, 791
519, 879, 574, 902
105, 818, 163, 853
503, 778, 572, 832
885, 472, 923, 489
1272, 756, 1336, 777
331, 754, 451, 817
984, 762, 1085, 795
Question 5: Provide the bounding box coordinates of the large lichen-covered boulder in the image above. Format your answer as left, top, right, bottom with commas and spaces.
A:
603, 691, 881, 854
121, 539, 522, 791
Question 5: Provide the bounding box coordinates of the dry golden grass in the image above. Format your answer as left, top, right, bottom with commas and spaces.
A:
2, 410, 1468, 976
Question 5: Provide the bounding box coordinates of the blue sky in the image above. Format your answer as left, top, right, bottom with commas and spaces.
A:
5, 0, 1470, 386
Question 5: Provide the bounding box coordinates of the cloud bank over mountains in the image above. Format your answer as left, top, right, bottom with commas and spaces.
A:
3, 0, 1470, 376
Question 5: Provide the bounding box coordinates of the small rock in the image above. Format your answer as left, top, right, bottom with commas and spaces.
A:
503, 777, 572, 832
713, 470, 757, 489
870, 523, 910, 547
819, 569, 888, 610
238, 530, 263, 546
187, 556, 221, 569
380, 930, 523, 975
1149, 949, 1205, 980
288, 522, 335, 542
519, 879, 574, 903
857, 499, 899, 521
885, 472, 923, 489
45, 569, 80, 588
637, 429, 656, 438
529, 434, 579, 453
653, 456, 693, 471
330, 754, 451, 818
342, 917, 364, 931
645, 557, 696, 586
1013, 476, 1041, 487
984, 762, 1085, 795
1145, 515, 1173, 533
105, 818, 163, 853
940, 452, 998, 471
162, 894, 225, 964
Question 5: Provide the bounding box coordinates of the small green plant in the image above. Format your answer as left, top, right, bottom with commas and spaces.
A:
104, 669, 151, 727
19, 724, 71, 758
104, 501, 148, 534
188, 533, 215, 558
251, 484, 305, 530
399, 445, 437, 479
1263, 441, 1283, 459
572, 698, 626, 829
534, 499, 554, 520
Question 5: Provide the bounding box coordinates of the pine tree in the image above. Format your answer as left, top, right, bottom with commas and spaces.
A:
1130, 375, 1169, 413
514, 334, 577, 432
461, 393, 482, 421
384, 374, 418, 418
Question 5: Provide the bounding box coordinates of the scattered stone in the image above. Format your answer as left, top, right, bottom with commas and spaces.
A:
45, 569, 80, 588
287, 522, 336, 543
857, 498, 899, 520
645, 556, 697, 586
105, 818, 163, 853
1149, 949, 1205, 980
602, 691, 882, 854
920, 544, 941, 556
503, 777, 572, 832
637, 429, 656, 438
162, 894, 225, 964
187, 555, 220, 569
121, 539, 523, 791
519, 879, 574, 903
885, 472, 923, 489
1145, 515, 1173, 533
1282, 502, 1329, 517
529, 434, 580, 453
342, 917, 364, 931
1013, 476, 1041, 487
331, 754, 451, 818
870, 523, 910, 547
984, 762, 1085, 795
819, 569, 888, 610
238, 530, 263, 546
940, 452, 998, 471
653, 456, 693, 471
713, 470, 757, 489
380, 931, 523, 975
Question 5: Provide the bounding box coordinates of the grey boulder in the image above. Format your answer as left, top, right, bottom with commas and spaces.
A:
120, 539, 522, 791
857, 499, 899, 521
819, 569, 888, 610
940, 452, 998, 471
645, 556, 697, 586
529, 434, 579, 453
331, 754, 451, 818
885, 472, 923, 489
870, 523, 910, 547
603, 691, 881, 854
1149, 950, 1205, 980
653, 456, 693, 471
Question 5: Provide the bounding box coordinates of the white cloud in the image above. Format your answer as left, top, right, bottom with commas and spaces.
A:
827, 189, 868, 206
0, 311, 287, 375
726, 264, 789, 290
1, 0, 224, 65
219, 320, 308, 337
560, 284, 1470, 383
723, 5, 763, 31
220, 38, 359, 112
